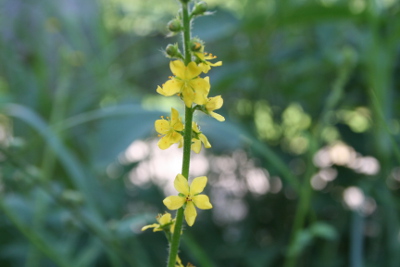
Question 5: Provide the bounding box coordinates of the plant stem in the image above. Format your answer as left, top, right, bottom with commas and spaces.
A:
182, 2, 192, 66
166, 2, 192, 267
181, 106, 194, 178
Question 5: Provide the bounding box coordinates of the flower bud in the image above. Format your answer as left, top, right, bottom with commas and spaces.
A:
191, 1, 208, 16
190, 40, 203, 52
167, 19, 182, 32
165, 44, 182, 58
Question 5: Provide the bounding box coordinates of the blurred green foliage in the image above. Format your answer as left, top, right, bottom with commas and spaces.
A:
1, 0, 400, 266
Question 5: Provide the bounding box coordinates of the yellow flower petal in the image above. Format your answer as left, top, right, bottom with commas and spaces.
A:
204, 54, 215, 60
171, 108, 183, 131
178, 139, 184, 148
193, 92, 209, 106
141, 223, 159, 231
190, 176, 207, 195
170, 108, 179, 122
195, 51, 222, 73
190, 77, 210, 95
199, 133, 211, 148
210, 111, 225, 122
169, 132, 183, 144
210, 61, 222, 67
173, 122, 184, 131
184, 201, 197, 226
180, 76, 210, 107
157, 136, 173, 150
194, 52, 205, 61
192, 194, 213, 210
191, 139, 201, 154
186, 61, 203, 78
182, 89, 195, 107
161, 79, 182, 96
199, 63, 211, 73
170, 60, 186, 77
156, 86, 167, 96
206, 95, 223, 111
174, 174, 190, 195
158, 213, 172, 225
155, 119, 170, 134
192, 79, 210, 106
192, 122, 200, 132
163, 195, 185, 210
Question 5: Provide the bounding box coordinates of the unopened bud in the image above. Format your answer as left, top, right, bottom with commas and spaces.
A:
190, 41, 203, 52
167, 19, 182, 32
192, 1, 208, 16
165, 44, 182, 58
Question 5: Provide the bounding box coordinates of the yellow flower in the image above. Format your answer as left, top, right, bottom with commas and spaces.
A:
194, 51, 222, 74
191, 123, 211, 153
155, 108, 184, 150
163, 174, 212, 226
141, 213, 175, 232
205, 95, 225, 121
157, 60, 210, 107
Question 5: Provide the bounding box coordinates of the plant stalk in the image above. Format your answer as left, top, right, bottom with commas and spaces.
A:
166, 2, 193, 267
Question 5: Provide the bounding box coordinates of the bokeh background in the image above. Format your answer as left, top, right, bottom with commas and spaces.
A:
1, 0, 400, 266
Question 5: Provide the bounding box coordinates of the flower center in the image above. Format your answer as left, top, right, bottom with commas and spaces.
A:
185, 196, 192, 202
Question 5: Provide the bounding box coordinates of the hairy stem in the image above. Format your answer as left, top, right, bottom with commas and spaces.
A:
166, 2, 192, 267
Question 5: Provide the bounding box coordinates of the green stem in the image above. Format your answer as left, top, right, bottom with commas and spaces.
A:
167, 2, 193, 267
181, 106, 194, 178
182, 3, 192, 66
